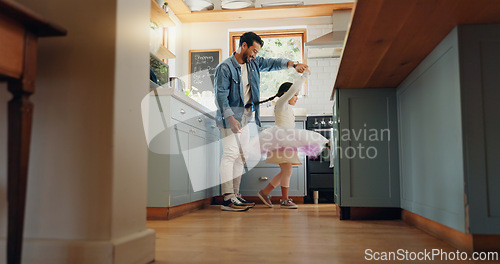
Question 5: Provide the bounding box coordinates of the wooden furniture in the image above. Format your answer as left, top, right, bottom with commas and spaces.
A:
150, 0, 175, 27
151, 0, 176, 60
0, 0, 66, 263
333, 0, 500, 93
165, 0, 353, 23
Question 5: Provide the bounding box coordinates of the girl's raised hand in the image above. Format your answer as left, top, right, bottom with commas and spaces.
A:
293, 63, 309, 73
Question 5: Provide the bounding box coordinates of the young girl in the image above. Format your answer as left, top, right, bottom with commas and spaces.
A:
246, 72, 328, 209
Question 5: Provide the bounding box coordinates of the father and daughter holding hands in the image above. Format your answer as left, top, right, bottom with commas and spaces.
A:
214, 32, 327, 212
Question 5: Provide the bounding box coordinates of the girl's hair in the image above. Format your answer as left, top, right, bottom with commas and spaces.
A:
245, 82, 293, 108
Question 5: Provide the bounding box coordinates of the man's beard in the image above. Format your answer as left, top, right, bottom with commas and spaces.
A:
242, 50, 250, 63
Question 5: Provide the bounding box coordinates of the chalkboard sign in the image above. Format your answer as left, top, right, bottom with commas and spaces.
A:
189, 49, 221, 93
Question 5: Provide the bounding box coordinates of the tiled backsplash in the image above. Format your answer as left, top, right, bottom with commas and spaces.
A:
295, 24, 339, 116
296, 57, 339, 115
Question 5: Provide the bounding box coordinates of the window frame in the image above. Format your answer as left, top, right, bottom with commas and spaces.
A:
229, 29, 308, 95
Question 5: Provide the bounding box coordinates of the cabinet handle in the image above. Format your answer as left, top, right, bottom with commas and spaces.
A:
198, 117, 203, 122
259, 176, 268, 181
211, 125, 216, 128
180, 109, 185, 114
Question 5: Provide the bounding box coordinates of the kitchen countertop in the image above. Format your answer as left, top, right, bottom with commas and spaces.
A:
260, 115, 307, 122
332, 0, 500, 97
152, 87, 216, 119
152, 87, 324, 122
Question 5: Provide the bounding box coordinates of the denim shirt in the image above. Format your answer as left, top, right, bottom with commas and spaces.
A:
214, 52, 289, 128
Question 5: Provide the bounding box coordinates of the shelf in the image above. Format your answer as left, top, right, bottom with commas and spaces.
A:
155, 45, 176, 60
151, 0, 175, 27
175, 3, 353, 23
332, 0, 500, 94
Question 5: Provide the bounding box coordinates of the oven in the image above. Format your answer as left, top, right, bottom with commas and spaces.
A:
305, 115, 335, 203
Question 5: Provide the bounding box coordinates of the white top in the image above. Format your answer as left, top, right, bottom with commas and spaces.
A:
274, 73, 308, 128
240, 63, 253, 119
240, 63, 251, 106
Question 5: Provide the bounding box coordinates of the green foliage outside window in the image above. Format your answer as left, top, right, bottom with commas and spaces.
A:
235, 35, 303, 98
259, 36, 303, 98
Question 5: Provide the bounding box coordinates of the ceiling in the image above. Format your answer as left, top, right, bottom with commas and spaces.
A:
166, 0, 353, 23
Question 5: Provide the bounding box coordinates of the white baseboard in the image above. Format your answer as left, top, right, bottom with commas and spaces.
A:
113, 229, 156, 264
0, 229, 155, 264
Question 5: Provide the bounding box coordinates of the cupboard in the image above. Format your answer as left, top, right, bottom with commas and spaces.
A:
332, 88, 400, 218
146, 91, 220, 209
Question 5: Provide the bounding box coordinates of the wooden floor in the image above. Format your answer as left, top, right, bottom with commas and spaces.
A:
147, 205, 500, 264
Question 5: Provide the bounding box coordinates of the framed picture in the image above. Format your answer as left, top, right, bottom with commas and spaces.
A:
189, 49, 222, 93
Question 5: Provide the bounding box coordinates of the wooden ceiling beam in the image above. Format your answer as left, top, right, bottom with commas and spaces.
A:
165, 0, 191, 15
166, 2, 353, 23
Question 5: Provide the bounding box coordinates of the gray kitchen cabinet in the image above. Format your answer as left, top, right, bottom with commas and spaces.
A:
206, 133, 221, 198
146, 91, 220, 208
332, 88, 400, 215
187, 124, 207, 202
397, 25, 500, 234
239, 121, 307, 197
169, 123, 191, 206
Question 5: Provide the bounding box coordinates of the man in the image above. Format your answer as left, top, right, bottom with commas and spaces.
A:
214, 32, 309, 211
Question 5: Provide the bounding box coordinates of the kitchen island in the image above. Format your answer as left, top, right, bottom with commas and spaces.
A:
333, 0, 500, 252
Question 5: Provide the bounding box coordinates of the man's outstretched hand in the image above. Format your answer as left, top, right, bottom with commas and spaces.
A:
294, 63, 309, 74
227, 116, 242, 134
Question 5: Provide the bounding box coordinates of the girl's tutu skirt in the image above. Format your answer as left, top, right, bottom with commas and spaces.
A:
266, 148, 302, 165
246, 126, 328, 164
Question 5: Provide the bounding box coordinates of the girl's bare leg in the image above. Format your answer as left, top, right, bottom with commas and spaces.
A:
281, 186, 289, 200
278, 163, 293, 200
261, 171, 281, 196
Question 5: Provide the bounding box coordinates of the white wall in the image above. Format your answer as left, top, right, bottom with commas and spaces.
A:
173, 17, 338, 115
0, 0, 154, 263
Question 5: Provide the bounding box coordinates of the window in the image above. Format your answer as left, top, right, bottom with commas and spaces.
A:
230, 30, 307, 98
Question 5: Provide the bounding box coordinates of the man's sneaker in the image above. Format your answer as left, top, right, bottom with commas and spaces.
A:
280, 198, 298, 209
236, 194, 255, 207
257, 190, 273, 208
221, 197, 250, 211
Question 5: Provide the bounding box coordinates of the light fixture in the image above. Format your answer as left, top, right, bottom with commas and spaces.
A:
184, 0, 214, 11
260, 1, 303, 7
221, 0, 254, 9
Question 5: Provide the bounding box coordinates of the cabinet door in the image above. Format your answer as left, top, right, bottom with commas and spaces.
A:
332, 90, 341, 204
240, 167, 302, 196
206, 133, 221, 198
169, 123, 191, 206
147, 149, 170, 207
189, 127, 208, 201
338, 88, 400, 207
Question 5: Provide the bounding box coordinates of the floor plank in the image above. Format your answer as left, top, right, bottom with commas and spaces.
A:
147, 205, 500, 264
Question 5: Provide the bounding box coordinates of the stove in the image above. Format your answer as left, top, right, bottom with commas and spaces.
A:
305, 115, 335, 203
